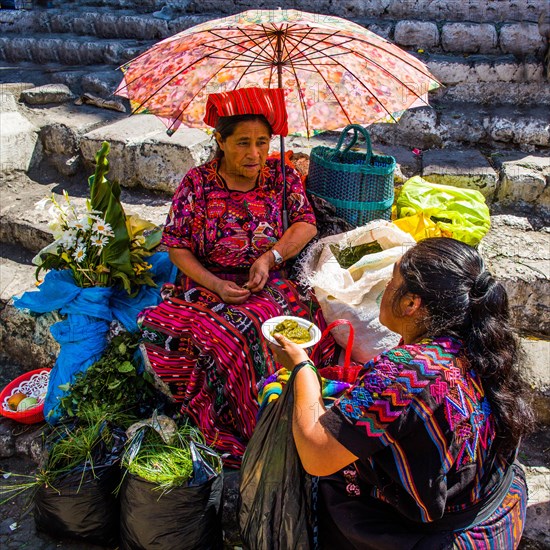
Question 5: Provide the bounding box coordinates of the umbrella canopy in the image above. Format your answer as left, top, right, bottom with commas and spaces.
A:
115, 9, 440, 137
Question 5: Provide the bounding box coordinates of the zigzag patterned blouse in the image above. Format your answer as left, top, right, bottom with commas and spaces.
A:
320, 336, 513, 524
161, 157, 315, 268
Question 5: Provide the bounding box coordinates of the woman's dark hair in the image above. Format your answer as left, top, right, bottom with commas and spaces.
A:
393, 237, 535, 455
214, 114, 273, 158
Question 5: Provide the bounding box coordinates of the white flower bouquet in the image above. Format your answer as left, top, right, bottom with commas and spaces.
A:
33, 142, 162, 295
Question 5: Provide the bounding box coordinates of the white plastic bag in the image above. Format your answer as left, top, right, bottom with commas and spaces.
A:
302, 220, 416, 363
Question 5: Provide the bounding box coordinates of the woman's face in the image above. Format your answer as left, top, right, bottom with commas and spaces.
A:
216, 120, 271, 181
379, 261, 405, 334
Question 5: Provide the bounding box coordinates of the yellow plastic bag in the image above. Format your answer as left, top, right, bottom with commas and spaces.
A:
393, 212, 445, 241
395, 177, 491, 246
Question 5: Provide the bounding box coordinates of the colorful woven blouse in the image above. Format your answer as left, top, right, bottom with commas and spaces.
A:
320, 336, 513, 524
161, 157, 316, 268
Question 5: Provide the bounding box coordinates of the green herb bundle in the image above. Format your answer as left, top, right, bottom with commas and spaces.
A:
58, 332, 157, 422
123, 423, 209, 491
0, 412, 121, 505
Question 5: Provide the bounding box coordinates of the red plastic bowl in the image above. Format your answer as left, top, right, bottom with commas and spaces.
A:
0, 368, 51, 424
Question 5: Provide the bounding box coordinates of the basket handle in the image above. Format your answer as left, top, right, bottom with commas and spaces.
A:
311, 319, 354, 370
332, 124, 373, 163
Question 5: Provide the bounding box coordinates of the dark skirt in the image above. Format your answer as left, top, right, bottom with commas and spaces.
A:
317, 462, 528, 549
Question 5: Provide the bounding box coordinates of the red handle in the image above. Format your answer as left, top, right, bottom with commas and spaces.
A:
312, 319, 354, 369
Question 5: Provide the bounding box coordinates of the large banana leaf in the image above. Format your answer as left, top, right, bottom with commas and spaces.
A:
88, 142, 134, 277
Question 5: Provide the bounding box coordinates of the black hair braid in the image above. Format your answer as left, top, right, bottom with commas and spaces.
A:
396, 237, 535, 456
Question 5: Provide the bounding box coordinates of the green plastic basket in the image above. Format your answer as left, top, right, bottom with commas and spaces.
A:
307, 124, 396, 227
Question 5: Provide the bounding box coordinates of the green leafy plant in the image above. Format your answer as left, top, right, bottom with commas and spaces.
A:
58, 332, 157, 422
33, 141, 162, 295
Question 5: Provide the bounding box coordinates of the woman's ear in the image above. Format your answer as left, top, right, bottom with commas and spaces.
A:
214, 132, 224, 151
401, 292, 423, 318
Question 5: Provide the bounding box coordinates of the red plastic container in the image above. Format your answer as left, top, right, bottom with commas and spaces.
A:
0, 368, 51, 424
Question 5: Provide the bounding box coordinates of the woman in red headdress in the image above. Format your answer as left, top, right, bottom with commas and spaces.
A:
140, 88, 336, 466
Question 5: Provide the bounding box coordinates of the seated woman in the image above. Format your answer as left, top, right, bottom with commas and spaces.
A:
270, 237, 534, 549
140, 88, 335, 466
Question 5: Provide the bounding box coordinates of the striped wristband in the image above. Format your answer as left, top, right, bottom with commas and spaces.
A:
292, 360, 318, 376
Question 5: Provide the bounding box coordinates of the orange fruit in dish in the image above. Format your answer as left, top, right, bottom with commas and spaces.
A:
7, 391, 27, 411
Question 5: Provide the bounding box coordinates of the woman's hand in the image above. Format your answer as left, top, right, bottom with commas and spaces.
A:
214, 279, 251, 304
244, 253, 272, 293
269, 333, 310, 370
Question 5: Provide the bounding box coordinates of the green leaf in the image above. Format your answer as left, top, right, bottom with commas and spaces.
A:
58, 383, 71, 392
88, 141, 134, 281
107, 379, 122, 390
117, 361, 135, 373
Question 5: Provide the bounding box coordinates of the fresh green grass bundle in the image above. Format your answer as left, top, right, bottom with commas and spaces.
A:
0, 412, 122, 505
125, 444, 193, 489
122, 422, 207, 491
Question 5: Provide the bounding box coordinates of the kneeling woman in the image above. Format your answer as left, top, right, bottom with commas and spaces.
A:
271, 237, 534, 549
140, 88, 335, 466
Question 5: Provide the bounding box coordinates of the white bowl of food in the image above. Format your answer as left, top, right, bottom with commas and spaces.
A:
261, 316, 322, 349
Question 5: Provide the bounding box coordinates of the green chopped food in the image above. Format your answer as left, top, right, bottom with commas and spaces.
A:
271, 319, 312, 344
330, 240, 383, 269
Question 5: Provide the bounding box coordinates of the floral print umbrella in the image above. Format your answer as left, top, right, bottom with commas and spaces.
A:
115, 9, 440, 137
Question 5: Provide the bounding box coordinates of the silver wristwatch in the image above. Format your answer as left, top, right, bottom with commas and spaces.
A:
271, 248, 284, 266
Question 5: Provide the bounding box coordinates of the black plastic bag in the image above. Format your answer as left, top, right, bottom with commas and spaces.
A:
34, 426, 126, 546
239, 371, 314, 550
120, 440, 224, 550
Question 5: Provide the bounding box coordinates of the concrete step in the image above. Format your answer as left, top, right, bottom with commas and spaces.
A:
0, 33, 154, 66
1, 6, 545, 59
0, 8, 215, 40
367, 101, 550, 150
41, 0, 544, 24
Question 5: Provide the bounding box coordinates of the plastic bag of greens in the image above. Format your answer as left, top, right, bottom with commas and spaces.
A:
239, 369, 315, 550
34, 421, 126, 546
395, 176, 490, 246
119, 416, 223, 550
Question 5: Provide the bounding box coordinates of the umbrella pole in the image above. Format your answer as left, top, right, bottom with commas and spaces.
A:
276, 32, 289, 232
280, 134, 288, 231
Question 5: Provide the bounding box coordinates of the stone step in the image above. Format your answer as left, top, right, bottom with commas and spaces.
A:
41, 0, 544, 24
4, 89, 546, 203
5, 51, 548, 113
4, 90, 548, 205
1, 6, 546, 59
0, 171, 170, 255
46, 0, 164, 11
367, 101, 550, 151
426, 54, 549, 104
0, 33, 154, 66
0, 8, 215, 41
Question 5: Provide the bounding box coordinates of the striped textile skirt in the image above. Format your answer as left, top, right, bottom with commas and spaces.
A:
139, 272, 336, 467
